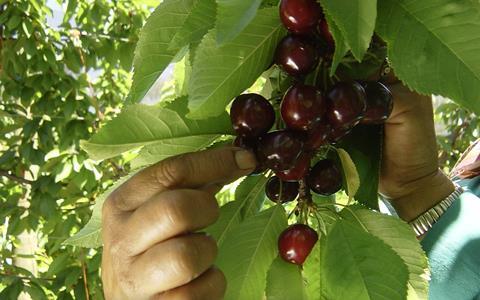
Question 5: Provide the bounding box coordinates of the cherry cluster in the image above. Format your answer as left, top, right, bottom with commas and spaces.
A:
230, 0, 393, 265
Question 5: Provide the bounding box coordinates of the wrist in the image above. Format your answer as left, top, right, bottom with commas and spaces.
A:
384, 170, 455, 222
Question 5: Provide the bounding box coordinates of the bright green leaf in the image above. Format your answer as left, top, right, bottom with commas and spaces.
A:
81, 97, 232, 161
266, 256, 307, 300
188, 7, 286, 119
217, 205, 287, 300
323, 12, 349, 76
127, 0, 197, 104
216, 0, 263, 45
320, 220, 409, 300
303, 243, 321, 299
376, 0, 480, 115
237, 175, 269, 218
320, 0, 377, 61
336, 148, 360, 199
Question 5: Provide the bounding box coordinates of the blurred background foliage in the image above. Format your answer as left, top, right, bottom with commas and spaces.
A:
0, 0, 478, 299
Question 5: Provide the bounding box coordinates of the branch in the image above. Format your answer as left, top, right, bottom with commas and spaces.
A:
0, 170, 34, 185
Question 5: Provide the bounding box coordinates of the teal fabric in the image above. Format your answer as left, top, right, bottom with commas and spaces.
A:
421, 177, 480, 300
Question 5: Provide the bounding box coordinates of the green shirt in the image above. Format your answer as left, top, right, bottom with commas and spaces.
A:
421, 177, 480, 300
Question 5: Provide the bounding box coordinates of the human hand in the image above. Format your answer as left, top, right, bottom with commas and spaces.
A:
101, 147, 257, 299
380, 82, 455, 221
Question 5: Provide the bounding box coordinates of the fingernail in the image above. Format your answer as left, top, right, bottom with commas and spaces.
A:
234, 149, 257, 170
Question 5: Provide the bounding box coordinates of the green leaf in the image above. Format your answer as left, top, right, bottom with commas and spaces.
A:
206, 175, 269, 246
127, 0, 197, 104
320, 220, 409, 300
81, 97, 232, 161
168, 0, 216, 50
130, 135, 219, 168
237, 175, 269, 218
342, 208, 430, 299
376, 0, 480, 115
336, 148, 360, 200
188, 7, 286, 119
216, 0, 263, 45
63, 172, 136, 248
320, 0, 377, 61
339, 125, 382, 209
323, 12, 349, 76
217, 205, 287, 300
266, 256, 307, 300
303, 243, 321, 299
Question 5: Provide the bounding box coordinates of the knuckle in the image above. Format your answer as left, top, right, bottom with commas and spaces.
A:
171, 240, 200, 279
161, 193, 189, 229
153, 156, 189, 189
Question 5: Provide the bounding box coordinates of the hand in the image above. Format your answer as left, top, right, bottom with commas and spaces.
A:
380, 82, 455, 221
101, 147, 257, 299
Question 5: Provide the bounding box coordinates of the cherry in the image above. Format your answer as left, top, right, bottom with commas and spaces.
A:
278, 224, 318, 265
317, 18, 334, 50
275, 152, 312, 181
281, 83, 326, 131
257, 130, 305, 172
307, 159, 342, 195
265, 176, 299, 203
360, 81, 393, 124
305, 121, 331, 150
326, 81, 367, 129
275, 35, 319, 77
328, 126, 351, 144
279, 0, 321, 34
230, 93, 275, 137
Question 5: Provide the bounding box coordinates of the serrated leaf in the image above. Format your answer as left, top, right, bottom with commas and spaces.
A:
206, 175, 269, 246
63, 172, 137, 248
302, 243, 321, 300
130, 135, 219, 169
323, 12, 349, 76
376, 0, 480, 115
217, 205, 287, 300
342, 208, 430, 299
320, 220, 409, 300
127, 0, 196, 104
336, 148, 360, 199
81, 97, 232, 161
266, 256, 307, 300
339, 125, 382, 209
168, 0, 216, 50
188, 7, 286, 119
320, 0, 377, 61
216, 0, 263, 45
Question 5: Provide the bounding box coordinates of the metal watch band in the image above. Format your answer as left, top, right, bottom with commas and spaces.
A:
409, 184, 464, 237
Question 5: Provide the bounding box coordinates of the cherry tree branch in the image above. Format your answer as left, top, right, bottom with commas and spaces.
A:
0, 170, 34, 185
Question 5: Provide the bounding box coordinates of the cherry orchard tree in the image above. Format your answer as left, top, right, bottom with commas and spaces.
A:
0, 0, 151, 298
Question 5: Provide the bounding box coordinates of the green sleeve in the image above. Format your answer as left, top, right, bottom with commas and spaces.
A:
421, 177, 480, 300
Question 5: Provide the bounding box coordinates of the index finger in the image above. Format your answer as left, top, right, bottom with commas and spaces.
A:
108, 147, 256, 212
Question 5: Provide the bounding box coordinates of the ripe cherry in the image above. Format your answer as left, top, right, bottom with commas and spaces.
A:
275, 35, 319, 77
278, 224, 318, 265
281, 83, 326, 131
360, 81, 393, 124
230, 94, 275, 137
317, 18, 334, 50
279, 0, 321, 34
257, 130, 305, 172
305, 121, 331, 151
326, 81, 367, 129
265, 176, 299, 203
275, 152, 312, 181
307, 159, 343, 195
328, 126, 351, 144
233, 136, 267, 175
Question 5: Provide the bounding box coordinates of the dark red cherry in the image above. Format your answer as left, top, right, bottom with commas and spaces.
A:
360, 82, 393, 124
275, 152, 312, 181
265, 176, 299, 203
328, 126, 351, 144
305, 122, 331, 151
257, 130, 305, 172
307, 159, 342, 195
326, 82, 367, 129
278, 224, 318, 265
281, 84, 326, 131
230, 94, 275, 137
317, 18, 334, 50
275, 35, 319, 77
279, 0, 321, 34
